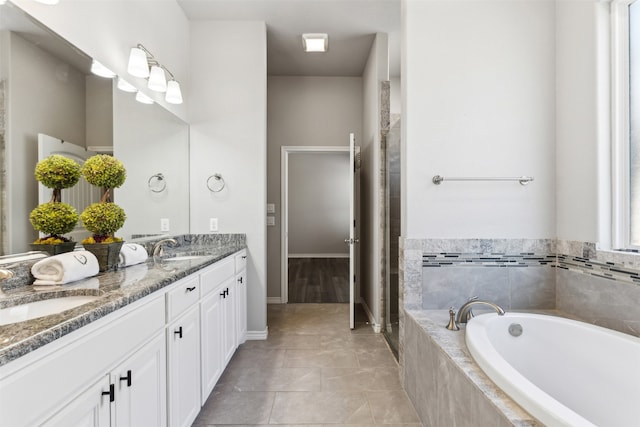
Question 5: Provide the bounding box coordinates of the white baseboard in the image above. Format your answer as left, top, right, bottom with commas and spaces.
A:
360, 300, 382, 333
246, 327, 268, 340
267, 297, 282, 304
288, 253, 349, 258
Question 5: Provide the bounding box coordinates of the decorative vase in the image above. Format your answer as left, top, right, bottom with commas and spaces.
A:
83, 241, 124, 272
30, 241, 76, 256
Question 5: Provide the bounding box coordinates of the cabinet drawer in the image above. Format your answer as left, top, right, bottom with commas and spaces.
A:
200, 257, 234, 297
234, 251, 247, 273
166, 276, 200, 322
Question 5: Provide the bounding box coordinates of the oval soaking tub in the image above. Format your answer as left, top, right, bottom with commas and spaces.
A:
466, 312, 640, 427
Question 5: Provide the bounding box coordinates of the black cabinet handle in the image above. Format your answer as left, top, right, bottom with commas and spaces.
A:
174, 326, 183, 339
242, 255, 246, 259
102, 384, 115, 402
220, 290, 226, 298
238, 277, 243, 284
225, 288, 229, 296
186, 286, 196, 292
119, 370, 132, 387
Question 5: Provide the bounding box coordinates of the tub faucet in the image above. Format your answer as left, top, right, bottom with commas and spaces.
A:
455, 299, 505, 325
152, 238, 178, 257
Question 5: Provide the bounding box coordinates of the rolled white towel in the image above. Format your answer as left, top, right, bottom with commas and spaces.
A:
118, 243, 148, 267
31, 251, 99, 285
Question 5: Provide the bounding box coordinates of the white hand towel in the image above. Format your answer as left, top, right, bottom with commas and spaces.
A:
118, 243, 148, 267
31, 250, 99, 285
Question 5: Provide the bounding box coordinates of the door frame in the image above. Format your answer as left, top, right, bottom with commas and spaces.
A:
280, 146, 353, 304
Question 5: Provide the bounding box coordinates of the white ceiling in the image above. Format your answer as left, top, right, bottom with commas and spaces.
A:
177, 0, 401, 77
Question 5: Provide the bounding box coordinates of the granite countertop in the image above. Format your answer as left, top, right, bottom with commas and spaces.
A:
0, 235, 246, 367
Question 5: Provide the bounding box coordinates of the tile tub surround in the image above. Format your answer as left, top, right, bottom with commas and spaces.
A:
0, 234, 246, 366
403, 309, 539, 426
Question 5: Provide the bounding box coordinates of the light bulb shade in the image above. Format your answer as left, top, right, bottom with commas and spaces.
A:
148, 65, 167, 92
165, 80, 183, 104
117, 77, 137, 93
90, 60, 115, 78
135, 91, 154, 104
128, 47, 149, 78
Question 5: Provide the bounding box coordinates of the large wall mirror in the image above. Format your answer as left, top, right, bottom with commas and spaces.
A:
0, 1, 190, 255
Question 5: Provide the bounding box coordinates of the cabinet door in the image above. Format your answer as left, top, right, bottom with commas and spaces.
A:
200, 289, 224, 404
167, 306, 201, 427
41, 376, 111, 427
112, 333, 167, 427
235, 270, 247, 345
221, 277, 237, 366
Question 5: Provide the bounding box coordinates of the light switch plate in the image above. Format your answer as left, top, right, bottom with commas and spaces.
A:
160, 218, 170, 232
267, 216, 275, 226
267, 203, 275, 214
209, 218, 218, 232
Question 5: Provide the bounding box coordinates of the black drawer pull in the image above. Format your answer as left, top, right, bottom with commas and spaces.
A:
238, 277, 243, 284
174, 326, 183, 339
119, 370, 132, 387
220, 290, 226, 298
186, 286, 196, 292
102, 384, 115, 402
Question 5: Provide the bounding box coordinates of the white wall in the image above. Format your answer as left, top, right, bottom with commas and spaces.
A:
2, 31, 86, 253
267, 76, 363, 300
361, 33, 389, 327
288, 152, 350, 256
188, 21, 267, 335
402, 0, 556, 239
11, 0, 189, 121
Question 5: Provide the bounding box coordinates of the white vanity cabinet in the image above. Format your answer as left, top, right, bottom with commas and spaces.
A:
0, 249, 249, 427
199, 255, 235, 403
235, 250, 247, 345
0, 294, 166, 427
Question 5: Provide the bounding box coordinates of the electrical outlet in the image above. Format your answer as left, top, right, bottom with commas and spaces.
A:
266, 203, 275, 214
267, 216, 275, 226
209, 218, 218, 232
160, 218, 170, 232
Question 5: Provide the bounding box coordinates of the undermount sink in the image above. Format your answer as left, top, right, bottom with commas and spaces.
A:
164, 255, 206, 262
0, 295, 101, 325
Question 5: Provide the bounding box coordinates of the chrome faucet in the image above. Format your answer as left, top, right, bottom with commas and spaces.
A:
455, 298, 505, 325
152, 238, 178, 257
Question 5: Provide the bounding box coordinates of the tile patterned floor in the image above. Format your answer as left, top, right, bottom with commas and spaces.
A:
193, 303, 422, 427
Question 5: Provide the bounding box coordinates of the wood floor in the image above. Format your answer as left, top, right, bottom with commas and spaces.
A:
288, 258, 349, 303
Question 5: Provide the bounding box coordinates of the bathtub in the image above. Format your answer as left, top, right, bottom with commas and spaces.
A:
466, 312, 640, 427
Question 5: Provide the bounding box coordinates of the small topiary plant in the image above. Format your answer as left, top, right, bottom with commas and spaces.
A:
80, 154, 127, 244
30, 155, 80, 244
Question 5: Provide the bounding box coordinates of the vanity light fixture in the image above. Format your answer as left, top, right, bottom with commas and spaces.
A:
148, 64, 167, 92
127, 43, 183, 104
116, 77, 137, 93
165, 80, 183, 104
90, 60, 116, 78
135, 91, 154, 105
302, 33, 328, 52
127, 46, 150, 78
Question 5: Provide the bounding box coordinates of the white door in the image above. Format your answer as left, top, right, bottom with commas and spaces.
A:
38, 134, 102, 243
348, 133, 360, 329
41, 376, 111, 427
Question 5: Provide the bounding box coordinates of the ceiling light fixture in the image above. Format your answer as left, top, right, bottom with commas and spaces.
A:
302, 33, 328, 53
90, 60, 116, 78
126, 43, 183, 104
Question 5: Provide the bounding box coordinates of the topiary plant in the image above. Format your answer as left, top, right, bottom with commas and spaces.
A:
30, 155, 80, 244
80, 154, 127, 244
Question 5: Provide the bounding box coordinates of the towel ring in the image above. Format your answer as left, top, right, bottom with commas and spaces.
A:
148, 173, 166, 193
207, 173, 225, 192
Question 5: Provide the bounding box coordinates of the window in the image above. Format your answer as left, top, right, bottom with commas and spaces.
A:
613, 0, 640, 248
